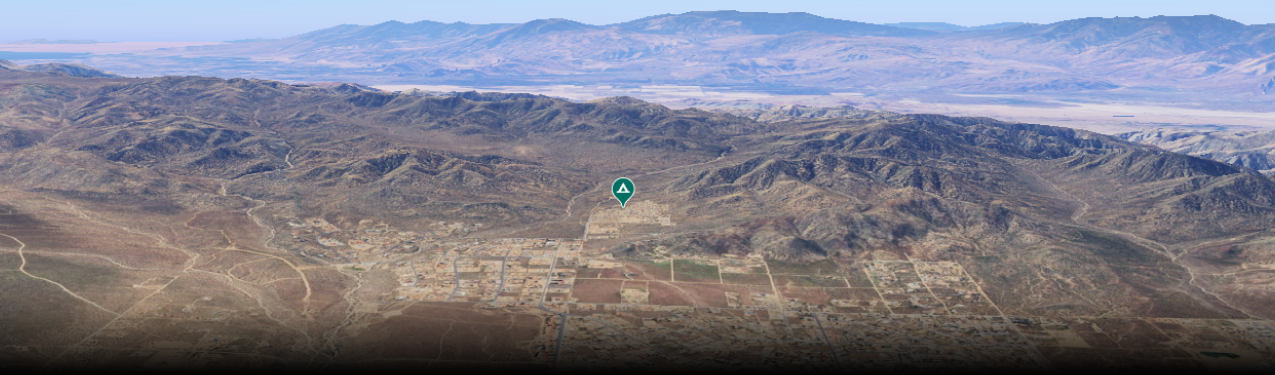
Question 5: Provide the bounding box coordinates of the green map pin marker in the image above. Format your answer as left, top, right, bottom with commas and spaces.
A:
612, 177, 635, 208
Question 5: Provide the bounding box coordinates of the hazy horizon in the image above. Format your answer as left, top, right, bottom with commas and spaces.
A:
3, 0, 1271, 42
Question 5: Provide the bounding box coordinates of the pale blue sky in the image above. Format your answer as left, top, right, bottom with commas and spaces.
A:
4, 0, 1271, 42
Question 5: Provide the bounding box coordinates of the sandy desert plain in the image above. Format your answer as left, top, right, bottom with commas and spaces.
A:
376, 84, 1275, 135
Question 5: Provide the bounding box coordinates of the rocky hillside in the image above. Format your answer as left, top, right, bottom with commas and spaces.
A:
1117, 129, 1275, 173
3, 70, 1274, 372
7, 70, 1272, 313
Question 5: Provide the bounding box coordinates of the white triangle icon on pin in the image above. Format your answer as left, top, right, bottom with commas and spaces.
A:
616, 184, 630, 194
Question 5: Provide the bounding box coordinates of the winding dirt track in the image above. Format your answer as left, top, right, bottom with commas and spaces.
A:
0, 232, 119, 315
1019, 161, 1261, 319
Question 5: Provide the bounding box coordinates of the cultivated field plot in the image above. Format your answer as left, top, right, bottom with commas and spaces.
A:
4, 61, 1275, 373
3, 199, 1275, 372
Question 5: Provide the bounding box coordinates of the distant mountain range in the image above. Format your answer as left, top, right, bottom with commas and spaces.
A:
0, 59, 120, 78
1118, 129, 1275, 172
57, 11, 1275, 94
883, 22, 1025, 31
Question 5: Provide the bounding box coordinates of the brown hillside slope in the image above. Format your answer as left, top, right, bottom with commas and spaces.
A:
0, 71, 1272, 371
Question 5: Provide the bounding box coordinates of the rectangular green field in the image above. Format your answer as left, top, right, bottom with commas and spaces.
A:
721, 273, 773, 286
673, 259, 720, 283
774, 274, 849, 288
765, 259, 841, 276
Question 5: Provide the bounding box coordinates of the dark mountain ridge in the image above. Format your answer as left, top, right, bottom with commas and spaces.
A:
0, 59, 121, 78
615, 11, 936, 37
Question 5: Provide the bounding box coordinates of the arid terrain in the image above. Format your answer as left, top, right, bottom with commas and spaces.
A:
1117, 129, 1275, 173
7, 11, 1274, 135
21, 12, 1274, 94
375, 83, 1275, 134
0, 67, 1273, 372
